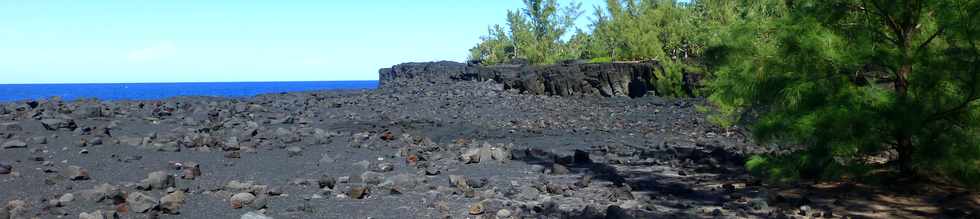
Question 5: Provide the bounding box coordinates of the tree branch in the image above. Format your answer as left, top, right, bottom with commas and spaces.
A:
924, 40, 980, 124
860, 1, 900, 46
916, 27, 944, 54
868, 0, 907, 48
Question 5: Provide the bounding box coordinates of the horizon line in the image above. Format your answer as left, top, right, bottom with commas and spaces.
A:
0, 80, 380, 86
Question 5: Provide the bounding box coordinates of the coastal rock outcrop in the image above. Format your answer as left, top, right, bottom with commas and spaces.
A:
378, 61, 468, 85
379, 61, 664, 98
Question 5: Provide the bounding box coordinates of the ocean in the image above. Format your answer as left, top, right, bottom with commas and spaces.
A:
0, 81, 378, 102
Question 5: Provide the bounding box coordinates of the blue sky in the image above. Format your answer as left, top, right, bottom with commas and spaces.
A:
0, 0, 607, 84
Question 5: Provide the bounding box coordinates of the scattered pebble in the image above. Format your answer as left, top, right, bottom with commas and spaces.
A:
0, 161, 11, 174
65, 165, 90, 180
286, 146, 303, 157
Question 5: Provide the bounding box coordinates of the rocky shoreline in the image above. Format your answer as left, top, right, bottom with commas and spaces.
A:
0, 63, 975, 218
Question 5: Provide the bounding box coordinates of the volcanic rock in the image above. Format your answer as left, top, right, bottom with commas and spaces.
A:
230, 193, 257, 209
461, 148, 481, 164
424, 167, 441, 176
0, 122, 21, 132
349, 185, 369, 199
490, 146, 511, 162
573, 149, 592, 164
241, 211, 273, 219
360, 171, 384, 185
612, 186, 635, 201
468, 202, 485, 215
65, 165, 90, 180
449, 175, 470, 189
286, 146, 303, 157
466, 177, 488, 189
40, 118, 78, 131
89, 137, 104, 146
550, 164, 571, 175
318, 154, 336, 164
376, 162, 394, 172
29, 136, 47, 145
318, 175, 337, 189
159, 190, 186, 214
126, 192, 159, 213
477, 146, 493, 163
516, 187, 541, 201
1, 140, 26, 149
380, 61, 662, 97
155, 142, 180, 152
385, 174, 421, 191
0, 161, 11, 174
497, 209, 514, 218
58, 193, 75, 205
79, 210, 119, 219
139, 171, 175, 191
78, 183, 124, 203
181, 162, 202, 180
574, 175, 593, 188
352, 160, 370, 170
249, 194, 269, 209
4, 200, 29, 219
606, 205, 632, 219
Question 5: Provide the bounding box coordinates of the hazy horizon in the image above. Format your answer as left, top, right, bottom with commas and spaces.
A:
0, 0, 604, 84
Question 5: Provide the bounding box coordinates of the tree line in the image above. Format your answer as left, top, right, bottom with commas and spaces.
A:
470, 0, 980, 187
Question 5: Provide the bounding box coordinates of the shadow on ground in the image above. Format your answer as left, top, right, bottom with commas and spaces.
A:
510, 143, 980, 219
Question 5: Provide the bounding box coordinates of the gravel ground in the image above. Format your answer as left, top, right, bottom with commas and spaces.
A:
0, 80, 973, 219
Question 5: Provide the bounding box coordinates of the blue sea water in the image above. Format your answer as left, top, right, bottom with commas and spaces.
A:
0, 81, 378, 102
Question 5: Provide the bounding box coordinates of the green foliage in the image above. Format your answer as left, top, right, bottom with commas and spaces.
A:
581, 0, 786, 97
585, 0, 710, 96
469, 0, 584, 65
653, 60, 686, 97
587, 56, 613, 63
471, 0, 734, 97
710, 0, 980, 186
586, 0, 707, 61
469, 25, 514, 65
470, 0, 980, 186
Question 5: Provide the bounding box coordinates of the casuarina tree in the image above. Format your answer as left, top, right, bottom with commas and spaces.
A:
710, 0, 980, 185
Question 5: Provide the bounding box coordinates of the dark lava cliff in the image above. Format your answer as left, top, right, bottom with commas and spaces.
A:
380, 61, 666, 98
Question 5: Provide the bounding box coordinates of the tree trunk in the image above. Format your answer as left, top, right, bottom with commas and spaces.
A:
895, 64, 911, 96
896, 133, 914, 174
894, 63, 913, 174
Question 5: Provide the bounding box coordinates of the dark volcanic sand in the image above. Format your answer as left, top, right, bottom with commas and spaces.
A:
0, 80, 975, 219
